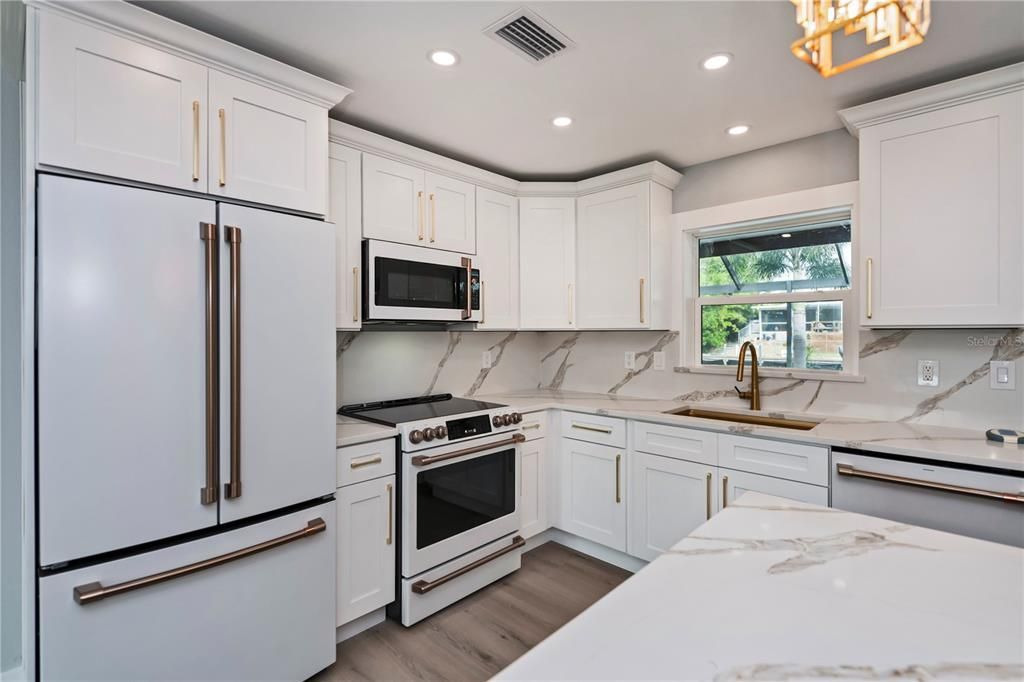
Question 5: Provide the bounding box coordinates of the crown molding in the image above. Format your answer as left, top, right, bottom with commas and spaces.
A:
330, 120, 683, 199
838, 62, 1024, 137
28, 0, 351, 109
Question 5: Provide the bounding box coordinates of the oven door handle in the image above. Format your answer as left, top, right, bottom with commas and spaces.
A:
411, 433, 525, 467
411, 535, 525, 594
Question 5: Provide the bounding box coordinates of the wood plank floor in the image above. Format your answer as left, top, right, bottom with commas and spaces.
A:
312, 542, 631, 682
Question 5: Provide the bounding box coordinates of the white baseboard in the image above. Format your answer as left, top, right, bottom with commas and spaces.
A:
335, 607, 386, 644
523, 528, 647, 574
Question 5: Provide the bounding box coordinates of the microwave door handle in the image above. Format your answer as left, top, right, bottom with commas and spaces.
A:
461, 257, 472, 320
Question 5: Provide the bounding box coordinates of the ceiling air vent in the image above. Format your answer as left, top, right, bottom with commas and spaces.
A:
485, 8, 575, 64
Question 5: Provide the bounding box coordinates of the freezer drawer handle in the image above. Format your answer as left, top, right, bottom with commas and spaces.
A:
411, 535, 525, 595
411, 433, 525, 467
73, 518, 326, 606
224, 226, 242, 500
836, 463, 1024, 503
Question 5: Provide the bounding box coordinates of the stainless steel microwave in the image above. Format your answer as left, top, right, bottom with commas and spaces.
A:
363, 240, 481, 324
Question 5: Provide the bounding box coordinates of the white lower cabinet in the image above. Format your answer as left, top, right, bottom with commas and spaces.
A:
560, 439, 627, 551
628, 452, 715, 562
718, 468, 828, 510
336, 475, 396, 626
520, 438, 548, 539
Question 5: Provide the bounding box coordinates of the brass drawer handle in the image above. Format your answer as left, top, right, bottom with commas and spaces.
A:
386, 483, 393, 545
522, 423, 542, 431
350, 454, 382, 469
412, 434, 524, 467
224, 226, 242, 500
199, 223, 219, 506
411, 535, 525, 594
74, 519, 326, 605
836, 463, 1024, 503
705, 472, 712, 520
192, 100, 200, 182
615, 454, 622, 504
571, 422, 613, 434
218, 108, 226, 187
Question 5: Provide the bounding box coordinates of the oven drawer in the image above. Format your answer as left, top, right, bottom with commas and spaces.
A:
40, 501, 336, 681
337, 437, 396, 487
561, 412, 626, 448
520, 411, 547, 441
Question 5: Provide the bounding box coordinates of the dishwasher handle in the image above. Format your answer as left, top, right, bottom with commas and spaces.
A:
836, 463, 1024, 504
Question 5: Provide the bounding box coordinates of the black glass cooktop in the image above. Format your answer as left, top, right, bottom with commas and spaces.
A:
339, 394, 506, 426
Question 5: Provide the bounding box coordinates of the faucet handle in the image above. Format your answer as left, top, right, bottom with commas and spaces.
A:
734, 386, 751, 399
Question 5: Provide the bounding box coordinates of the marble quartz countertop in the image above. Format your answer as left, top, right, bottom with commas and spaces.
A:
335, 415, 398, 448
496, 492, 1024, 682
475, 390, 1024, 472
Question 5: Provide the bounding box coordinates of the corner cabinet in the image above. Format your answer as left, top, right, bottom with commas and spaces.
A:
476, 189, 519, 329
330, 145, 362, 329
842, 65, 1024, 327
519, 197, 576, 329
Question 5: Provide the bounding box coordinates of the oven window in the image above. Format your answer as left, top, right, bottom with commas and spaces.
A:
376, 257, 465, 310
416, 449, 516, 549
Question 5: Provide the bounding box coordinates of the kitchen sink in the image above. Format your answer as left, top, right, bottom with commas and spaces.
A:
663, 407, 821, 431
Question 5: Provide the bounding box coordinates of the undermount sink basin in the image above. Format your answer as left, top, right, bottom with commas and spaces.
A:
663, 407, 821, 431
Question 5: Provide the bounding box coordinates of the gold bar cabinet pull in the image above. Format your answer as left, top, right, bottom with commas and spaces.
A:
429, 192, 437, 243
722, 474, 729, 508
615, 454, 622, 503
705, 472, 712, 519
352, 267, 359, 323
224, 226, 242, 499
417, 191, 425, 240
199, 223, 219, 505
349, 454, 382, 469
218, 108, 226, 187
866, 257, 873, 319
73, 519, 326, 605
567, 283, 573, 325
191, 100, 200, 182
386, 483, 393, 545
639, 277, 646, 324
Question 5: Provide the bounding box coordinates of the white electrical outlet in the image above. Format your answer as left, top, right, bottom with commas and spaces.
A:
917, 360, 939, 387
481, 350, 492, 369
624, 351, 636, 370
653, 351, 666, 371
990, 360, 1016, 390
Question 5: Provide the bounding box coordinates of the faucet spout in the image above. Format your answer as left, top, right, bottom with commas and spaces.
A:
734, 341, 761, 411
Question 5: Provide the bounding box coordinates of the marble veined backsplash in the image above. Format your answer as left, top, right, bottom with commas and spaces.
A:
337, 328, 1023, 430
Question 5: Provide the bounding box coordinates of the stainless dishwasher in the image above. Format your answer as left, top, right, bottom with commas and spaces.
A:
831, 447, 1024, 548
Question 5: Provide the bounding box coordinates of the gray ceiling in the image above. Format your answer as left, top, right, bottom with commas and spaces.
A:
138, 1, 1024, 180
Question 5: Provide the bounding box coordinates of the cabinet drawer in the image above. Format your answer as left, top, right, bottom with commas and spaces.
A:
337, 438, 396, 488
520, 411, 548, 441
718, 435, 828, 486
720, 468, 828, 509
561, 412, 626, 447
631, 421, 717, 466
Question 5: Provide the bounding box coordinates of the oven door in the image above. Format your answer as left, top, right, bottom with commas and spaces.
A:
402, 434, 520, 577
365, 240, 481, 322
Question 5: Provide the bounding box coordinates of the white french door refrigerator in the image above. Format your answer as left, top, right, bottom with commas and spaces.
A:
36, 175, 337, 681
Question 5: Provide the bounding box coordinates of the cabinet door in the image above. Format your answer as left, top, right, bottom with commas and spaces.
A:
218, 205, 336, 523
520, 438, 547, 539
519, 197, 576, 329
476, 188, 519, 329
330, 146, 363, 329
718, 468, 828, 510
37, 12, 208, 192
628, 453, 715, 561
859, 91, 1023, 326
576, 183, 651, 329
37, 177, 218, 566
426, 172, 477, 253
362, 153, 426, 245
337, 476, 396, 626
560, 439, 626, 551
209, 70, 328, 215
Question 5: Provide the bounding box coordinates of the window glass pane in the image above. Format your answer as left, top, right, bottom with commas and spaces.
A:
699, 220, 851, 296
701, 301, 844, 371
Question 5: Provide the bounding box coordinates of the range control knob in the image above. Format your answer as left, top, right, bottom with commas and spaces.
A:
511, 412, 523, 424
409, 429, 425, 444
422, 427, 436, 442
502, 414, 513, 426
435, 425, 448, 439
492, 415, 503, 428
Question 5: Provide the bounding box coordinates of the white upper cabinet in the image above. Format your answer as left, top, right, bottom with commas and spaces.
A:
37, 12, 209, 192
362, 154, 427, 245
841, 65, 1024, 327
426, 172, 477, 253
476, 188, 519, 329
519, 197, 576, 329
209, 71, 328, 215
330, 145, 363, 330
576, 183, 651, 329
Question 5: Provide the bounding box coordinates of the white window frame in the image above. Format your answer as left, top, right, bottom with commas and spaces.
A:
673, 182, 864, 382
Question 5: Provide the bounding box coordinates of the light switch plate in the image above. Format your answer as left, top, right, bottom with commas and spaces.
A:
990, 360, 1015, 390
917, 360, 939, 387
653, 351, 666, 371
481, 350, 492, 369
624, 351, 636, 370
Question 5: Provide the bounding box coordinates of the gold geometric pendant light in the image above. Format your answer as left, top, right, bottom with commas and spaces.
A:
791, 0, 931, 78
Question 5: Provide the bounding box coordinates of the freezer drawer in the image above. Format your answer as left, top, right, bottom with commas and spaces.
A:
40, 501, 336, 681
831, 449, 1024, 548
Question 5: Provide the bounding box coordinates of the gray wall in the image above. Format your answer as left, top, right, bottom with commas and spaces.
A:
673, 128, 859, 212
1, 0, 24, 673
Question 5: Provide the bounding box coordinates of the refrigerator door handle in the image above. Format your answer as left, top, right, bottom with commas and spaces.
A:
224, 226, 242, 499
199, 223, 219, 505
73, 518, 327, 605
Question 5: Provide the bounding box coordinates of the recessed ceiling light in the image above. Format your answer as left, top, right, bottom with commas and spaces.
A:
701, 53, 732, 71
429, 50, 459, 67
552, 116, 573, 128
727, 124, 750, 136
